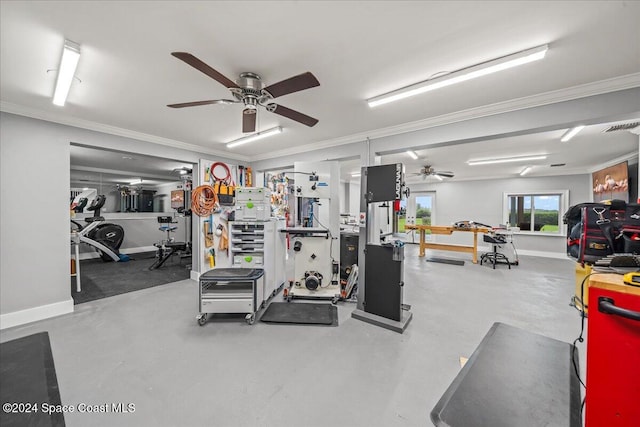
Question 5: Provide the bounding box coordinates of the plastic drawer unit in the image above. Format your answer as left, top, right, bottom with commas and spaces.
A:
197, 268, 265, 326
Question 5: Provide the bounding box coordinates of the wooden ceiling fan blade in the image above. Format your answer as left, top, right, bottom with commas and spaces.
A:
268, 104, 318, 127
167, 99, 237, 108
263, 72, 320, 98
435, 171, 455, 178
242, 109, 257, 133
171, 52, 239, 88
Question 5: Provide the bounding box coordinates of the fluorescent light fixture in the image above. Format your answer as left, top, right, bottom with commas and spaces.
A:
367, 44, 548, 107
351, 172, 361, 177
179, 169, 187, 175
129, 179, 143, 185
53, 40, 81, 106
406, 150, 419, 160
467, 155, 547, 166
520, 166, 532, 176
560, 126, 585, 142
434, 175, 444, 181
227, 126, 282, 148
82, 187, 89, 191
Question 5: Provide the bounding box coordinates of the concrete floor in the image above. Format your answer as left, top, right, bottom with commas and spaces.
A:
0, 245, 584, 427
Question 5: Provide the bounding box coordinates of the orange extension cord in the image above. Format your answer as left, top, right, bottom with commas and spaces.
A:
191, 184, 218, 217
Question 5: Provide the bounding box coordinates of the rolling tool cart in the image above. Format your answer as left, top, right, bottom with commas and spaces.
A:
197, 268, 265, 325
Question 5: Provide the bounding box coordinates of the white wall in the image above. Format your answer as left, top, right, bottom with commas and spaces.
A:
349, 181, 361, 216
0, 112, 236, 328
409, 174, 591, 256
1, 113, 74, 326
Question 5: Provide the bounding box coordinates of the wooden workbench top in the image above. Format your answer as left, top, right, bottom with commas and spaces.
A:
405, 224, 490, 234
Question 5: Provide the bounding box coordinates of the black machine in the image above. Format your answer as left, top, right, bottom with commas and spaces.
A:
351, 163, 412, 333
149, 215, 191, 270
564, 199, 640, 264
73, 197, 88, 213
71, 195, 128, 262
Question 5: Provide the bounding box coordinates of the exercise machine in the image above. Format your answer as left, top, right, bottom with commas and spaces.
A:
70, 195, 129, 262
149, 215, 191, 270
351, 163, 412, 333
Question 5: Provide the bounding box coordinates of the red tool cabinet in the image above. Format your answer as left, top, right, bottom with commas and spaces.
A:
585, 273, 640, 427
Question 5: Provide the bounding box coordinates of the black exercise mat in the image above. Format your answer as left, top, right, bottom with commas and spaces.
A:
0, 332, 65, 427
426, 257, 465, 266
72, 251, 191, 304
260, 302, 338, 326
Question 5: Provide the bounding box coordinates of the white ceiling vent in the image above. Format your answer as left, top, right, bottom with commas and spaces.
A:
603, 122, 640, 133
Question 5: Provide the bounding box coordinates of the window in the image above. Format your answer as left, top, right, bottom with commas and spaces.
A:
503, 190, 568, 234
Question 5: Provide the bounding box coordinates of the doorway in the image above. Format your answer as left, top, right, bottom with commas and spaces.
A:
397, 192, 435, 243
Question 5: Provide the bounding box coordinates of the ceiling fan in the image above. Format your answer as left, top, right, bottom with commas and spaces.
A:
167, 52, 320, 133
412, 165, 454, 179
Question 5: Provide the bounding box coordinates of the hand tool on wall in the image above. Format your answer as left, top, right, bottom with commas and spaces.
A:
203, 219, 214, 248
246, 167, 252, 187
208, 248, 216, 268
218, 224, 229, 254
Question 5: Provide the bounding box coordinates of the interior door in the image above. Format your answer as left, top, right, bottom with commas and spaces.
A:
397, 192, 435, 242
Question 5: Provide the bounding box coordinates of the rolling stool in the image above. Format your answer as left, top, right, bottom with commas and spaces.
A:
480, 234, 511, 269
149, 216, 188, 270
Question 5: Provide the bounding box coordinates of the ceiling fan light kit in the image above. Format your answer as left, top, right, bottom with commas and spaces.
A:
168, 52, 319, 134
227, 126, 283, 148
367, 44, 548, 107
52, 39, 81, 106
467, 155, 547, 166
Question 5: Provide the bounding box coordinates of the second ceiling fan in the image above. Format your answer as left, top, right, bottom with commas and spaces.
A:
168, 52, 320, 133
413, 165, 455, 179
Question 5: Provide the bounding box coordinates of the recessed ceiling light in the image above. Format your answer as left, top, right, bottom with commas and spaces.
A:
467, 155, 547, 166
227, 126, 283, 148
52, 39, 81, 106
520, 166, 532, 176
406, 150, 418, 160
122, 156, 134, 160
367, 44, 548, 107
560, 126, 585, 142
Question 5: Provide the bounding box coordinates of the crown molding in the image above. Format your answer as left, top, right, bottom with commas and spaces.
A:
588, 151, 639, 173
249, 73, 640, 162
0, 101, 250, 162
2, 73, 638, 166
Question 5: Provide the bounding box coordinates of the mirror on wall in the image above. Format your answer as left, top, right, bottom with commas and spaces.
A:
70, 144, 194, 214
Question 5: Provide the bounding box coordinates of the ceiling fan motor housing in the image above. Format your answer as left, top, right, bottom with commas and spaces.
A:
232, 72, 271, 110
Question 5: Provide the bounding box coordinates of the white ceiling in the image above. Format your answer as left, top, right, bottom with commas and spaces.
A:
1, 1, 639, 182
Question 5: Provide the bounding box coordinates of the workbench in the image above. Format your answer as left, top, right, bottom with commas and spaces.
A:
405, 224, 489, 264
431, 322, 581, 427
